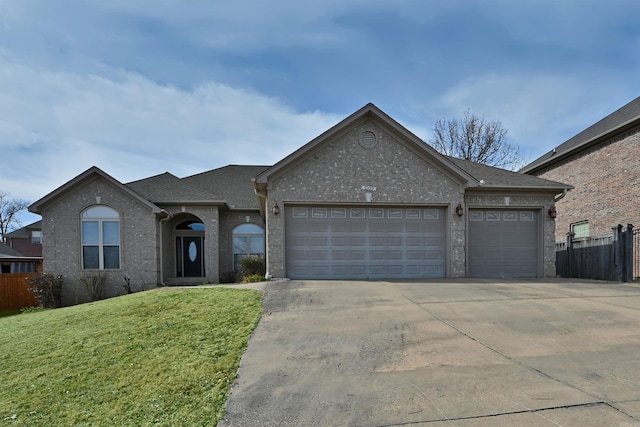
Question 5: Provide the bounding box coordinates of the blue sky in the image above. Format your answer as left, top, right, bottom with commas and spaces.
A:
1, 0, 639, 226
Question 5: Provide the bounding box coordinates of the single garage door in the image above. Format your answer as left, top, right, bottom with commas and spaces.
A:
285, 205, 446, 279
468, 209, 539, 278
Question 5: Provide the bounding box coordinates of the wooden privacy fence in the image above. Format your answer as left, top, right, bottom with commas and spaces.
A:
556, 224, 634, 282
0, 273, 39, 310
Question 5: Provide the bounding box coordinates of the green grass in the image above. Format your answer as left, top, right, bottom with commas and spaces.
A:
0, 310, 20, 318
0, 287, 262, 426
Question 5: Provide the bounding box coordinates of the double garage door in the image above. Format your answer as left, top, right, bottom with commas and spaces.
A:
285, 205, 446, 279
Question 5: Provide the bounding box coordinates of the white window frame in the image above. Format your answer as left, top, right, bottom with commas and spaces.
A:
31, 230, 42, 244
571, 220, 590, 239
81, 206, 121, 270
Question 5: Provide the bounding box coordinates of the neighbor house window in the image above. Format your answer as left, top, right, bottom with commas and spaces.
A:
232, 224, 264, 270
571, 221, 589, 239
81, 205, 120, 269
31, 231, 42, 244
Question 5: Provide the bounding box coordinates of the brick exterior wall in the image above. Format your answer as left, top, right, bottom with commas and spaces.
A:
40, 176, 160, 306
532, 125, 640, 241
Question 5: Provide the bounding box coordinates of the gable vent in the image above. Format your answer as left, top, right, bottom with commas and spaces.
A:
359, 131, 378, 149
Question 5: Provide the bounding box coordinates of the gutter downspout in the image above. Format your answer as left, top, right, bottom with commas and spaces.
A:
554, 188, 569, 202
253, 188, 272, 280
159, 209, 171, 286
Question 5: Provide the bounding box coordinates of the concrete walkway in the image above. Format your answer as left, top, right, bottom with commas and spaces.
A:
219, 279, 640, 426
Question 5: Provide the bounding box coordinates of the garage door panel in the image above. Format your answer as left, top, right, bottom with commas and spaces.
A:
331, 251, 347, 261
312, 251, 328, 260
332, 223, 348, 232
286, 205, 446, 279
469, 209, 539, 278
388, 237, 403, 246
425, 251, 441, 260
385, 223, 402, 232
349, 265, 366, 275
312, 266, 329, 275
370, 237, 385, 246
406, 237, 421, 246
388, 265, 404, 275
350, 237, 366, 246
311, 237, 328, 246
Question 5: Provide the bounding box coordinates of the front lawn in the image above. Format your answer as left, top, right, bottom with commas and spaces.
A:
0, 287, 262, 426
0, 310, 20, 318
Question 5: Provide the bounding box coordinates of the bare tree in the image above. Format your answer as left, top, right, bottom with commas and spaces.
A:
0, 191, 30, 243
430, 109, 525, 170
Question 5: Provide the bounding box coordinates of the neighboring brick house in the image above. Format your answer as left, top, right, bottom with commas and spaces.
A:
521, 96, 640, 242
30, 104, 570, 305
0, 242, 40, 273
5, 220, 43, 257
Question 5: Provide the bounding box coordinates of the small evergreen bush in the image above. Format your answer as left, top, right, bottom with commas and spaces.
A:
237, 255, 266, 281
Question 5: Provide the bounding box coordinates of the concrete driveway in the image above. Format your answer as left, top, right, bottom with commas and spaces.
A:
219, 279, 640, 426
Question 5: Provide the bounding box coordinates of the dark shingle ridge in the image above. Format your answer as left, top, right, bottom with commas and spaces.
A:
447, 156, 570, 190
522, 95, 640, 173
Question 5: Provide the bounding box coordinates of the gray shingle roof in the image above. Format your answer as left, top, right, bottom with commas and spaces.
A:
126, 172, 220, 203
0, 242, 23, 257
126, 165, 270, 210
182, 165, 270, 210
521, 95, 640, 173
447, 157, 571, 190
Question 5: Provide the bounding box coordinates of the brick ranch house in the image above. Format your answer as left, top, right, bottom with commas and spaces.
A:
30, 104, 571, 305
521, 95, 640, 242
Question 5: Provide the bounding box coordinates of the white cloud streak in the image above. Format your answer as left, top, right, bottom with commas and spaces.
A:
0, 53, 340, 206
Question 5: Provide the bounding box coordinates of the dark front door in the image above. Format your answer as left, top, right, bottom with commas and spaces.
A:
178, 236, 204, 277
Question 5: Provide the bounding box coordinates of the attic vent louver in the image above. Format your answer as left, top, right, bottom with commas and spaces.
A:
359, 131, 378, 149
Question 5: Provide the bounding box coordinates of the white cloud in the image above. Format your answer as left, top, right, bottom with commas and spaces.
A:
436, 72, 629, 159
0, 54, 340, 207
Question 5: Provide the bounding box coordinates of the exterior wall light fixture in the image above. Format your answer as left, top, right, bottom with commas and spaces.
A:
455, 203, 464, 217
272, 202, 280, 215
548, 207, 557, 219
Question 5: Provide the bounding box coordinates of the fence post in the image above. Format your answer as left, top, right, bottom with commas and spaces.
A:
623, 224, 634, 282
611, 225, 618, 281
566, 232, 575, 278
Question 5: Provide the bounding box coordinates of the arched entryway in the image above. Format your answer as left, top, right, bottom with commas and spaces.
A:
175, 218, 205, 277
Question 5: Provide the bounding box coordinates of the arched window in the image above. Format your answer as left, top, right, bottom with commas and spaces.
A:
176, 220, 205, 231
81, 205, 120, 269
233, 224, 264, 270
